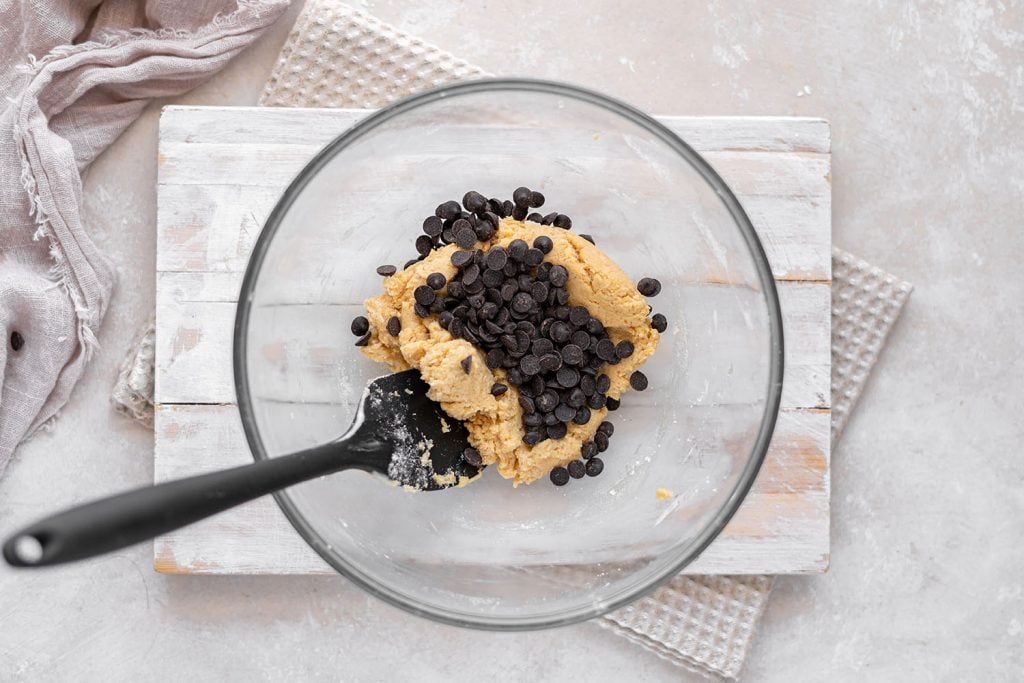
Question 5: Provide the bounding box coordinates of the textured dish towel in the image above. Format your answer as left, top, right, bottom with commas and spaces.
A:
112, 2, 913, 679
0, 0, 291, 478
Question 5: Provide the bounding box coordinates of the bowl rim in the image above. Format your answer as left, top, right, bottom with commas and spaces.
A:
233, 77, 784, 631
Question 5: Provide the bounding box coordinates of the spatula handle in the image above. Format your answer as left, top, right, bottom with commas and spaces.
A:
2, 436, 384, 568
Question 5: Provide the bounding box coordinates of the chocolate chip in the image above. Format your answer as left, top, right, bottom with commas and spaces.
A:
549, 321, 571, 343
386, 316, 401, 336
556, 367, 580, 388
549, 466, 570, 486
414, 285, 436, 306
651, 313, 668, 333
506, 368, 524, 385
548, 265, 569, 287
585, 457, 604, 476
555, 403, 576, 422
596, 374, 611, 394
637, 277, 662, 297
523, 413, 543, 427
586, 318, 605, 335
544, 412, 560, 427
462, 190, 487, 212
414, 234, 434, 256
481, 269, 504, 288
425, 272, 446, 290
439, 311, 454, 328
519, 395, 536, 414
460, 356, 473, 374
567, 460, 585, 479
579, 374, 596, 396
451, 250, 474, 268
497, 281, 515, 303
481, 248, 506, 272
455, 225, 477, 249
526, 212, 544, 223
376, 264, 397, 276
462, 263, 481, 287
414, 303, 430, 318
578, 234, 595, 244
560, 344, 583, 366
573, 406, 592, 425
437, 200, 462, 220
350, 316, 369, 336
569, 306, 589, 327
513, 186, 532, 207
539, 353, 562, 372
581, 441, 598, 460
512, 292, 533, 313
594, 431, 610, 452
354, 331, 370, 347
531, 337, 554, 356
533, 235, 553, 254
524, 431, 543, 446
596, 339, 616, 361
567, 388, 586, 408
606, 396, 620, 411
536, 391, 558, 412
531, 375, 547, 395
553, 214, 572, 229
491, 382, 508, 396
461, 447, 483, 467
547, 422, 567, 439
422, 216, 443, 237
479, 350, 501, 371
629, 370, 649, 391
519, 249, 541, 267
502, 200, 515, 217
529, 190, 545, 208
541, 212, 558, 225
475, 222, 495, 241
508, 239, 528, 261
588, 393, 607, 410
512, 205, 528, 220
615, 340, 635, 359
520, 354, 541, 376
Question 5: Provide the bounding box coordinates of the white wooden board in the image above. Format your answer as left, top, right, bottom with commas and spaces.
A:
155, 106, 831, 575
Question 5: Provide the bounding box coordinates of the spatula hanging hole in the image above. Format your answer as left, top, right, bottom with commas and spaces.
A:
12, 535, 44, 564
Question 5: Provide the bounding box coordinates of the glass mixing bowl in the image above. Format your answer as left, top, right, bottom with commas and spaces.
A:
234, 79, 783, 629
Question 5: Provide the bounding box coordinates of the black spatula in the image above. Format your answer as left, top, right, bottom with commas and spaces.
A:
2, 370, 480, 568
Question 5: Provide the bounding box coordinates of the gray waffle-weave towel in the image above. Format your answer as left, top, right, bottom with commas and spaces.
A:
114, 2, 914, 678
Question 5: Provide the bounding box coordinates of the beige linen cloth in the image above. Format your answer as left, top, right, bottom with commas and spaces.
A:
107, 2, 913, 679
0, 0, 291, 476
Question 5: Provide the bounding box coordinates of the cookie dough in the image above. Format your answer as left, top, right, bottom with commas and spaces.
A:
362, 218, 659, 485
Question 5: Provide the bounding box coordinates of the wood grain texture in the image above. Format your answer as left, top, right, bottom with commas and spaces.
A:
155, 106, 831, 575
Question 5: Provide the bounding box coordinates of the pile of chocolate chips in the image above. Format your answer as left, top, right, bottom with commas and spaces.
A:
351, 187, 667, 486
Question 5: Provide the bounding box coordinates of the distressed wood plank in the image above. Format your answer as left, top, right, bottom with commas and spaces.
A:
157, 107, 831, 281
160, 106, 830, 153
153, 404, 828, 575
155, 273, 829, 409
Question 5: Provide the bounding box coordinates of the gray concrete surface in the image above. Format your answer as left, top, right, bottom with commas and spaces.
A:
2, 0, 1022, 679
